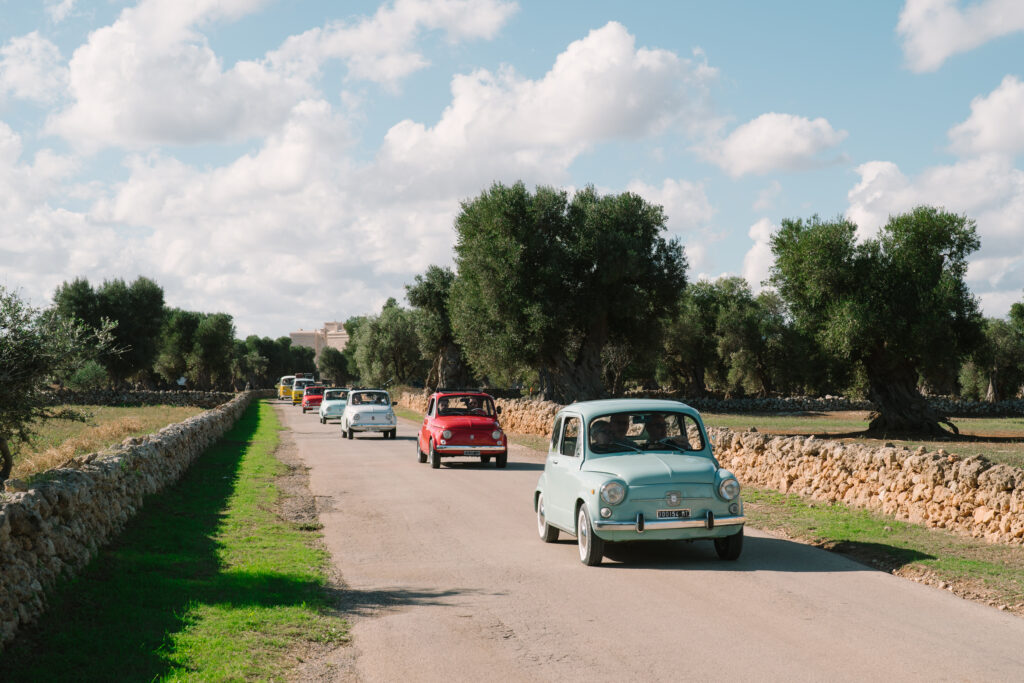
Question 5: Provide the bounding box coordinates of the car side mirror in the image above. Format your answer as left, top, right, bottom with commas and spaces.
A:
496, 406, 502, 415
392, 400, 398, 406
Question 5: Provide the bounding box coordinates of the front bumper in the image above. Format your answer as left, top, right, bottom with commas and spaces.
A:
594, 511, 745, 533
350, 421, 397, 432
434, 444, 507, 454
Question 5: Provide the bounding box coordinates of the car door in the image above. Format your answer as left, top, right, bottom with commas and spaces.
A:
420, 397, 436, 452
544, 414, 583, 531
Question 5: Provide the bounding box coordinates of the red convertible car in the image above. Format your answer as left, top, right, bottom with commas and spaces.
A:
416, 391, 507, 469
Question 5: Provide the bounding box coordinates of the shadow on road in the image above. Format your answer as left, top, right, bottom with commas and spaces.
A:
588, 533, 927, 573
328, 586, 496, 617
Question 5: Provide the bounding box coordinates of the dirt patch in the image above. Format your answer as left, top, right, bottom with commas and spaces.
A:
272, 431, 359, 682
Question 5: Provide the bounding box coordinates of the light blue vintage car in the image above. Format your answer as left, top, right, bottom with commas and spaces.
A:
534, 399, 745, 566
318, 387, 349, 423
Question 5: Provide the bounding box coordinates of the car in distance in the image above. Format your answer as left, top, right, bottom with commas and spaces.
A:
277, 375, 295, 401
340, 389, 397, 439
416, 391, 507, 469
534, 399, 745, 566
301, 385, 326, 413
290, 377, 315, 404
319, 388, 349, 423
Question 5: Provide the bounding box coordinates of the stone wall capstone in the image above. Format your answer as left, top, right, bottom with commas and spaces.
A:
0, 391, 257, 650
399, 391, 1024, 546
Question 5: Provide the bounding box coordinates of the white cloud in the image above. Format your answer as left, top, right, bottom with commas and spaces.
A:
742, 218, 775, 291
378, 21, 717, 191
700, 113, 847, 177
45, 0, 517, 151
269, 0, 518, 86
846, 155, 1024, 316
0, 32, 67, 103
46, 0, 78, 23
898, 0, 1024, 72
753, 180, 782, 211
948, 75, 1024, 157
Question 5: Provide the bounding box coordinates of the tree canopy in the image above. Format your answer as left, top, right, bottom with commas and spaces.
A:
449, 182, 687, 402
0, 287, 113, 482
406, 265, 468, 390
769, 205, 984, 434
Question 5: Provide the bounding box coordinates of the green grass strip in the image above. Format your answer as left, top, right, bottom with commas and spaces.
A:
744, 488, 1024, 609
0, 400, 347, 681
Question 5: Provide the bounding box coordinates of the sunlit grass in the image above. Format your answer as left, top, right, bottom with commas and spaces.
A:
0, 400, 348, 680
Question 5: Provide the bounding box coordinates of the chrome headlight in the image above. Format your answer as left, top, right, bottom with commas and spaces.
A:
600, 480, 626, 506
352, 412, 362, 421
442, 429, 452, 439
719, 478, 741, 500
491, 429, 502, 440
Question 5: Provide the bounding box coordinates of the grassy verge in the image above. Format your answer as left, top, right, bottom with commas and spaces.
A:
743, 488, 1024, 614
0, 400, 348, 680
14, 405, 206, 480
703, 411, 1024, 469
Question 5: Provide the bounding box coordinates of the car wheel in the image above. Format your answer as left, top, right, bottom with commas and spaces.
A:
577, 504, 604, 566
389, 429, 397, 439
347, 426, 353, 440
416, 437, 427, 463
495, 452, 507, 469
430, 440, 440, 469
320, 416, 325, 423
302, 407, 307, 413
481, 455, 491, 464
714, 528, 743, 561
537, 493, 559, 543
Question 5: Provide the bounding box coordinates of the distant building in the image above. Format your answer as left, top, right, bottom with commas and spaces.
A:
290, 321, 349, 361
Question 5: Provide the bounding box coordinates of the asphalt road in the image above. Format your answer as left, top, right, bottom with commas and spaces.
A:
275, 402, 1024, 682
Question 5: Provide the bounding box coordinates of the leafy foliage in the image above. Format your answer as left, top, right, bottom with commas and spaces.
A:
449, 182, 687, 402
406, 265, 468, 389
0, 287, 113, 481
351, 299, 425, 387
316, 346, 349, 385
769, 206, 984, 433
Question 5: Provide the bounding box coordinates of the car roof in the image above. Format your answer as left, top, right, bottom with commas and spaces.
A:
557, 398, 699, 420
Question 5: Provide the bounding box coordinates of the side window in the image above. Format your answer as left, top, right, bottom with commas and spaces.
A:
549, 416, 563, 451
560, 417, 580, 457
426, 398, 435, 416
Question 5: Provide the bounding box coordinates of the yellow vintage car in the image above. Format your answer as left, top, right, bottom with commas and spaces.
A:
277, 375, 295, 400
291, 378, 315, 404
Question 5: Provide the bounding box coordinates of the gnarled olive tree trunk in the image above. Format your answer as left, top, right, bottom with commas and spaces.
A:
1, 435, 12, 485
865, 354, 957, 436
428, 343, 469, 390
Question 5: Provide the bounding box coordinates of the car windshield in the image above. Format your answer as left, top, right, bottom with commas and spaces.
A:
587, 411, 705, 455
324, 390, 347, 400
305, 386, 324, 395
349, 391, 390, 406
282, 378, 294, 386
436, 395, 495, 417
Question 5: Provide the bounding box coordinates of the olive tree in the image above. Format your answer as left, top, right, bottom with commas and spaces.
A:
0, 287, 113, 483
406, 265, 468, 390
449, 182, 687, 402
769, 206, 983, 435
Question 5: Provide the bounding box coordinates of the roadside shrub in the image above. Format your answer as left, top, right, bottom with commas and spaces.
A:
66, 360, 108, 390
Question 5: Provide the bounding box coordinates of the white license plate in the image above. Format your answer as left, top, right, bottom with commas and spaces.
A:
462, 449, 480, 456
657, 509, 691, 519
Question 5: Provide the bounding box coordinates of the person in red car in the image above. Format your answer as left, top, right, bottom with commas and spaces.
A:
416, 391, 507, 469
301, 385, 326, 413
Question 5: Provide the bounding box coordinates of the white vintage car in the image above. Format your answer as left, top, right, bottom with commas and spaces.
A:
319, 387, 349, 423
340, 389, 397, 439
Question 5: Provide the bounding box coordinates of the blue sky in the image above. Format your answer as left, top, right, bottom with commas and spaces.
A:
1, 0, 1023, 337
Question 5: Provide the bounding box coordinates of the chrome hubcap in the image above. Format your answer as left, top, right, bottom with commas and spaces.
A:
578, 510, 588, 559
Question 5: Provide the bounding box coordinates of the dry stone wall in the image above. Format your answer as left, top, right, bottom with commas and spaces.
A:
710, 428, 1024, 545
0, 391, 255, 650
42, 389, 242, 409
400, 391, 1024, 545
